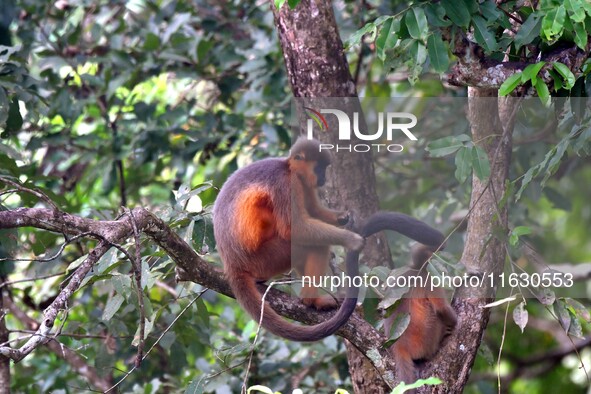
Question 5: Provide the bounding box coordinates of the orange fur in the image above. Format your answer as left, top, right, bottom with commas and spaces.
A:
214, 138, 449, 343
235, 187, 277, 252
386, 244, 457, 390
213, 138, 364, 341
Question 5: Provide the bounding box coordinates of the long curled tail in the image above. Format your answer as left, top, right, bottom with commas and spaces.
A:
230, 211, 443, 342
227, 249, 359, 342
360, 211, 445, 249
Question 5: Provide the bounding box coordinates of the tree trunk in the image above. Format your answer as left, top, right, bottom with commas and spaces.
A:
421, 88, 515, 393
272, 2, 517, 392
272, 1, 390, 392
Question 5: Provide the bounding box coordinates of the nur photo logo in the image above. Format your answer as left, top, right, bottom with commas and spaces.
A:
304, 106, 418, 153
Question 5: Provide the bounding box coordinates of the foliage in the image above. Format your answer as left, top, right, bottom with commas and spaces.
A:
391, 377, 442, 394
0, 1, 307, 393
348, 0, 591, 96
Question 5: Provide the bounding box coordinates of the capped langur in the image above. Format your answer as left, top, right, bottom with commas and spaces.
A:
384, 244, 457, 389
213, 137, 447, 341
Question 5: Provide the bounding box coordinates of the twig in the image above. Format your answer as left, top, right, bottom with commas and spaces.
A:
3, 297, 112, 391
0, 232, 95, 264
0, 241, 110, 362
104, 290, 206, 393
241, 279, 296, 393
496, 292, 513, 393
496, 4, 523, 24
0, 176, 59, 211
126, 208, 145, 368
0, 272, 66, 289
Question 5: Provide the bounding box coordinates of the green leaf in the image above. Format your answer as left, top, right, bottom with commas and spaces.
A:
427, 34, 450, 73
407, 40, 427, 84
376, 17, 399, 61
541, 6, 566, 42
521, 61, 546, 85
582, 0, 591, 16
565, 298, 591, 323
553, 62, 576, 89
454, 146, 472, 183
392, 378, 443, 394
472, 15, 497, 52
384, 313, 411, 347
515, 12, 543, 49
113, 274, 132, 299
554, 299, 571, 333
405, 7, 428, 40
383, 39, 411, 73
471, 146, 490, 180
464, 0, 479, 14
441, 0, 471, 28
509, 226, 532, 246
143, 32, 160, 51
287, 0, 300, 8
568, 312, 584, 338
499, 72, 523, 96
573, 124, 591, 153
5, 96, 22, 136
192, 215, 216, 254
102, 294, 125, 321
197, 40, 213, 63
479, 0, 502, 22
512, 226, 533, 237
548, 69, 564, 91
565, 0, 586, 23
346, 21, 379, 48
542, 133, 572, 185
573, 21, 588, 50
534, 78, 551, 107
426, 134, 470, 157
516, 128, 578, 199
409, 39, 427, 63
425, 3, 451, 27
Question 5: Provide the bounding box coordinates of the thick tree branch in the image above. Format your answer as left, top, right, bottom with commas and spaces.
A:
423, 92, 515, 393
447, 33, 591, 88
0, 207, 397, 385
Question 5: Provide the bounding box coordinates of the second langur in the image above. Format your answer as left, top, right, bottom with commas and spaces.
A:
213, 137, 447, 341
384, 244, 458, 389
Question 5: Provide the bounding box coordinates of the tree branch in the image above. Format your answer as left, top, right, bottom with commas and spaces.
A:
471, 336, 591, 384
424, 92, 516, 393
446, 33, 591, 88
0, 207, 397, 385
0, 240, 111, 362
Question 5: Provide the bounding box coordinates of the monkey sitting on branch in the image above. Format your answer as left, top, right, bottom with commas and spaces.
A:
213, 137, 447, 341
384, 243, 457, 390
